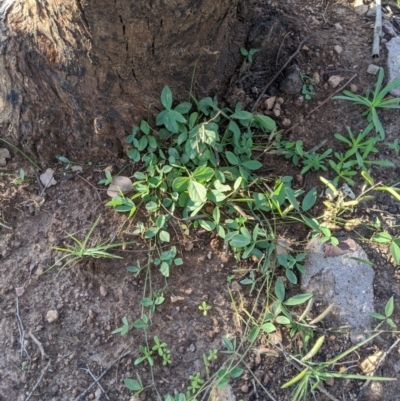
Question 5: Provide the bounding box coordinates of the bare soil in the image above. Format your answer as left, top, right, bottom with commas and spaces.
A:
1, 1, 400, 401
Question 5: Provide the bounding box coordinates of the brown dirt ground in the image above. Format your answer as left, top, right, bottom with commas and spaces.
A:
1, 1, 400, 400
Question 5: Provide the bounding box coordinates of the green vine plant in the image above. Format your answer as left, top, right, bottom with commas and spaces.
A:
106, 85, 325, 262
105, 81, 400, 400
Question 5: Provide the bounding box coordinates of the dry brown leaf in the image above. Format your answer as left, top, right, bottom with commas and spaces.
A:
276, 237, 293, 256
360, 350, 383, 374
269, 329, 283, 345
170, 295, 185, 303
257, 347, 280, 358
324, 237, 358, 258
185, 242, 194, 251
40, 168, 57, 187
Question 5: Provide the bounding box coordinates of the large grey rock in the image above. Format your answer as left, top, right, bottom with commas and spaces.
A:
279, 64, 303, 95
302, 238, 375, 342
386, 36, 400, 97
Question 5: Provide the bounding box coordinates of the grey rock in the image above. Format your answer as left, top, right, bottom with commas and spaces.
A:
210, 384, 236, 401
328, 75, 344, 89
386, 36, 400, 97
367, 64, 380, 75
279, 64, 302, 95
302, 238, 375, 342
382, 19, 396, 38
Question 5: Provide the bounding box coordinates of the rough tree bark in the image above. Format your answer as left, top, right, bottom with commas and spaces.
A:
0, 0, 239, 163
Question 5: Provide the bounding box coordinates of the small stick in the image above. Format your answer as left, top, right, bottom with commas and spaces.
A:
75, 173, 105, 202
200, 377, 217, 401
15, 298, 29, 359
74, 350, 131, 401
237, 70, 268, 84
323, 69, 358, 76
251, 36, 308, 112
80, 365, 110, 400
34, 170, 45, 196
356, 337, 400, 400
251, 378, 259, 398
25, 360, 51, 401
285, 73, 358, 134
28, 331, 49, 360
276, 32, 292, 69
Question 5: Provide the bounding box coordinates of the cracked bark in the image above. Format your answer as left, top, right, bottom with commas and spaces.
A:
0, 0, 239, 163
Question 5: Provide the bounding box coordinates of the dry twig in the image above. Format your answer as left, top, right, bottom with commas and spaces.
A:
28, 330, 49, 360
15, 298, 29, 360
80, 365, 110, 400
251, 36, 308, 112
74, 350, 131, 401
25, 360, 51, 401
357, 336, 400, 400
285, 73, 358, 134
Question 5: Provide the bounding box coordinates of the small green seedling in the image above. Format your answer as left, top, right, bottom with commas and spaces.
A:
371, 296, 396, 328
56, 155, 72, 169
240, 47, 260, 64
152, 336, 172, 365
134, 346, 154, 366
300, 73, 315, 100
198, 301, 212, 316
333, 67, 400, 139
141, 290, 165, 313
301, 149, 332, 174
98, 170, 113, 185
206, 349, 218, 361
154, 246, 183, 277
371, 231, 400, 266
388, 139, 400, 155
187, 372, 204, 394
11, 169, 25, 185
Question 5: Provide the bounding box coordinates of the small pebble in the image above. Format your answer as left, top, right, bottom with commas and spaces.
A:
335, 23, 343, 31
281, 118, 291, 127
349, 84, 358, 93
367, 64, 380, 75
272, 104, 281, 117
46, 310, 59, 323
95, 388, 102, 399
241, 384, 249, 393
333, 45, 343, 55
99, 286, 107, 297
328, 75, 344, 89
264, 96, 276, 110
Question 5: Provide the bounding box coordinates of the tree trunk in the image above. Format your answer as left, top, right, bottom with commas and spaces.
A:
0, 0, 239, 163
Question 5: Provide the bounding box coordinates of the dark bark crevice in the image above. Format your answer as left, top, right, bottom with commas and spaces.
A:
0, 0, 240, 163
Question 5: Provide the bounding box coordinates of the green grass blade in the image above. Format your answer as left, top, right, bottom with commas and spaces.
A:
328, 332, 380, 364
65, 233, 84, 248
371, 109, 385, 139
376, 78, 400, 100
82, 215, 102, 249
373, 68, 385, 100
51, 247, 74, 254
